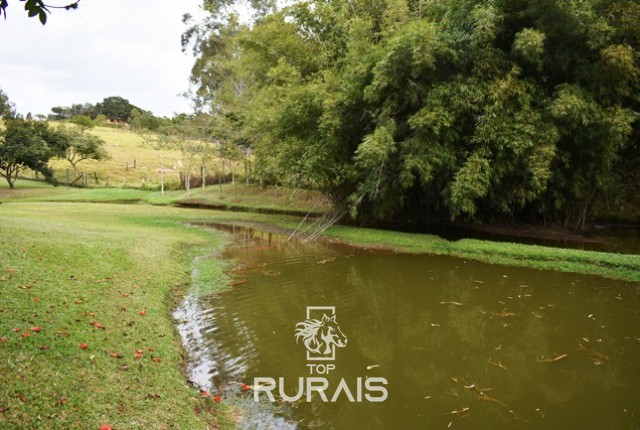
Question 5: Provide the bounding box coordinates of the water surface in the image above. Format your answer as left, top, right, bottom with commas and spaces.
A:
180, 225, 640, 429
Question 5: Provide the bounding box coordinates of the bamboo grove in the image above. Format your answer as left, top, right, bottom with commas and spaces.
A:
184, 0, 640, 228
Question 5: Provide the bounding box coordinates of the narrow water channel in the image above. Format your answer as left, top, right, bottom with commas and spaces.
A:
178, 224, 640, 429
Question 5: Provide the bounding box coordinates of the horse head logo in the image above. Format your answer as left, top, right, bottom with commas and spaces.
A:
295, 312, 347, 360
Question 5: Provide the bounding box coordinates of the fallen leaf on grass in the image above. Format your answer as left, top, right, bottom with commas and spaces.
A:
152, 356, 161, 363
100, 425, 112, 430
79, 343, 89, 350
134, 349, 144, 359
139, 310, 146, 316
1, 337, 7, 342
21, 332, 31, 338
30, 326, 42, 333
89, 321, 106, 330
12, 328, 20, 333
122, 293, 129, 298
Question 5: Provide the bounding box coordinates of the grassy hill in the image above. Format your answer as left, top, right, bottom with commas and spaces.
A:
46, 126, 185, 189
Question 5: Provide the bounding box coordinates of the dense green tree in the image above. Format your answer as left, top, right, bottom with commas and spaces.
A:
69, 114, 95, 130
0, 119, 66, 188
95, 96, 138, 121
187, 0, 640, 228
50, 103, 97, 120
0, 87, 16, 119
129, 108, 164, 131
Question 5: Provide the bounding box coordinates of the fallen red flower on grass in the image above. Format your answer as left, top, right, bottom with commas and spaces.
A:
21, 332, 30, 338
152, 356, 161, 363
241, 383, 252, 392
1, 336, 7, 342
134, 349, 144, 359
139, 310, 146, 316
79, 343, 89, 350
214, 395, 221, 403
30, 326, 42, 333
100, 424, 112, 430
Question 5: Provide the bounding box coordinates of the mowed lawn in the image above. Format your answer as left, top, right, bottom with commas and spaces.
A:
0, 202, 233, 429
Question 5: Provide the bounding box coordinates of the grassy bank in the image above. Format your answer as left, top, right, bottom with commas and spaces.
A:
0, 180, 331, 214
320, 225, 640, 282
0, 202, 237, 429
2, 184, 640, 283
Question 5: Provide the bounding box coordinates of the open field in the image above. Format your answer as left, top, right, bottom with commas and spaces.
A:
0, 179, 332, 213
46, 126, 184, 188
0, 202, 238, 429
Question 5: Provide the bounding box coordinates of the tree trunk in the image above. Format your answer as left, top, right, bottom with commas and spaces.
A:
202, 165, 206, 190
6, 166, 18, 189
231, 162, 235, 186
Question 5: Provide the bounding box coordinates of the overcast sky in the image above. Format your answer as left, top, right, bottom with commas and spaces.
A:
0, 0, 203, 117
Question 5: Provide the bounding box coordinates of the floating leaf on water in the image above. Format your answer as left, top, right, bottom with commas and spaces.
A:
366, 364, 380, 370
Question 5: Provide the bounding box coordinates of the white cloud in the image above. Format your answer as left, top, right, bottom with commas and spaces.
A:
0, 0, 201, 117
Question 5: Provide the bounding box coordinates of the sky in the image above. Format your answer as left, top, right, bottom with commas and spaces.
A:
0, 0, 204, 117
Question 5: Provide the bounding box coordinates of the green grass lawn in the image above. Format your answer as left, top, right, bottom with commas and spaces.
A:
0, 202, 237, 429
0, 180, 332, 214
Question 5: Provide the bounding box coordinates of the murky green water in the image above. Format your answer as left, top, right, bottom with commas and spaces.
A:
178, 225, 640, 429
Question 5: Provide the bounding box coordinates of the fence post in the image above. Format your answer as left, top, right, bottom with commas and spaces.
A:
66, 169, 70, 185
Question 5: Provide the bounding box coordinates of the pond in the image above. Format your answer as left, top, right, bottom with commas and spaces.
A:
176, 225, 640, 430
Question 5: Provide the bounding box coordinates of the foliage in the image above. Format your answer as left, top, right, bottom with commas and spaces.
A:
51, 97, 144, 123
186, 0, 640, 228
95, 96, 139, 121
0, 87, 17, 118
0, 118, 66, 188
129, 108, 164, 131
51, 103, 97, 120
0, 0, 79, 24
69, 114, 95, 130
58, 127, 110, 174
